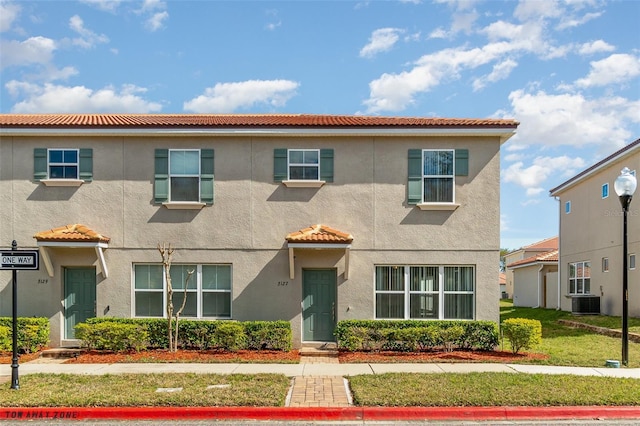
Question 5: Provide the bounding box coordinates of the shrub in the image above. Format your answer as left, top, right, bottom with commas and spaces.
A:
244, 321, 292, 351
501, 318, 542, 354
211, 322, 246, 351
75, 321, 148, 352
0, 325, 10, 351
0, 317, 49, 353
439, 325, 465, 352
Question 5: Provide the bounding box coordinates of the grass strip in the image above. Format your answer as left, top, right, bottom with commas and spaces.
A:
0, 373, 290, 407
349, 373, 640, 407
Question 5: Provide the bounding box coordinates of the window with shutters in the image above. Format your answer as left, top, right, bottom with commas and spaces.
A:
407, 148, 467, 210
154, 148, 214, 209
33, 148, 92, 186
273, 148, 333, 188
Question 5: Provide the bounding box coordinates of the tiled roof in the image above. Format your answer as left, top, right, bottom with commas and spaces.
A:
34, 224, 110, 243
521, 236, 559, 251
0, 114, 518, 129
499, 273, 506, 285
507, 249, 558, 268
550, 138, 640, 195
286, 224, 353, 244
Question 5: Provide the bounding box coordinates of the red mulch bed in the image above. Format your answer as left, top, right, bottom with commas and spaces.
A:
2, 349, 548, 364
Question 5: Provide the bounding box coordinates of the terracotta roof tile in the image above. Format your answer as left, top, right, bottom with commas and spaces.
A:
499, 273, 506, 285
507, 249, 558, 268
522, 236, 559, 251
286, 224, 353, 244
34, 224, 110, 243
0, 113, 518, 129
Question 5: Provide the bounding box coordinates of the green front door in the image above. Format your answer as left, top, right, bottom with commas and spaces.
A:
64, 267, 96, 339
302, 269, 336, 342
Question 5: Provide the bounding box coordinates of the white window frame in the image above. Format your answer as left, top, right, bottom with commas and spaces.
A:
133, 263, 232, 319
287, 149, 320, 181
565, 201, 571, 214
602, 257, 609, 273
48, 148, 79, 179
422, 149, 455, 204
374, 265, 475, 320
630, 254, 636, 270
169, 149, 201, 202
569, 261, 591, 295
602, 183, 609, 199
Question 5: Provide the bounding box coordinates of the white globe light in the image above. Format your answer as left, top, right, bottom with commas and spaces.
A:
614, 167, 637, 197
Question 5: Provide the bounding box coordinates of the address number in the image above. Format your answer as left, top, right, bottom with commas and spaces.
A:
277, 281, 289, 286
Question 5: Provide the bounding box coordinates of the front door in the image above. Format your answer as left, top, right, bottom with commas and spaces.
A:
302, 269, 336, 342
64, 267, 96, 339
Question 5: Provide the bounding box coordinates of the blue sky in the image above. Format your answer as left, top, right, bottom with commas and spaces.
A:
1, 0, 639, 250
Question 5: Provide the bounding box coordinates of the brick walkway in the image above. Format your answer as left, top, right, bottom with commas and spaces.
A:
287, 375, 351, 407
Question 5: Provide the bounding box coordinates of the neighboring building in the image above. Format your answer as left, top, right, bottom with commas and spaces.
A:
499, 272, 507, 299
0, 114, 517, 348
503, 236, 558, 302
506, 248, 558, 308
550, 138, 639, 317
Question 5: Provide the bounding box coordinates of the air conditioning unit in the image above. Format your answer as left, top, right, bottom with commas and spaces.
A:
571, 296, 601, 315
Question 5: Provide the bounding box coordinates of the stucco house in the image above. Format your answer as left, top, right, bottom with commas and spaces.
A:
505, 238, 558, 308
503, 236, 558, 303
0, 114, 517, 348
550, 138, 639, 317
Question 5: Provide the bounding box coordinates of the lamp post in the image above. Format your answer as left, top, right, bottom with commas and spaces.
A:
614, 167, 637, 367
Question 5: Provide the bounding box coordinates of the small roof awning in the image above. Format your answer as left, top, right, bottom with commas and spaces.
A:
33, 224, 110, 278
285, 224, 353, 280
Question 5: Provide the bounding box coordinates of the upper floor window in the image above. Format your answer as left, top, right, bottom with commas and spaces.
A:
273, 148, 334, 187
602, 257, 609, 272
154, 149, 214, 208
407, 149, 468, 209
602, 183, 609, 199
569, 261, 590, 295
34, 148, 93, 185
631, 254, 636, 270
565, 201, 571, 214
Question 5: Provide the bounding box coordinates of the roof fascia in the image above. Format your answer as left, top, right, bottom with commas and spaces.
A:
508, 260, 557, 270
550, 143, 639, 196
0, 127, 517, 141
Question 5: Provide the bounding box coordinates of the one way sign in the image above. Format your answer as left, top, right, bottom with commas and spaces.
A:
0, 251, 39, 270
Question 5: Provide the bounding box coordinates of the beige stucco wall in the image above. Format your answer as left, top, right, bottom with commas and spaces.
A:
0, 133, 502, 347
511, 264, 558, 308
555, 151, 640, 316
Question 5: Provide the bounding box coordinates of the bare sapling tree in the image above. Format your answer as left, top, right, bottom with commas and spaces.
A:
158, 243, 194, 352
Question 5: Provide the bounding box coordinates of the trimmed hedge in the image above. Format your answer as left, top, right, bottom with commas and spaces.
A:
501, 318, 542, 354
0, 317, 49, 353
75, 322, 148, 352
84, 318, 292, 351
335, 320, 499, 352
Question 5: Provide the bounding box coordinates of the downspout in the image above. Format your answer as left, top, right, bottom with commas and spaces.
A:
556, 196, 562, 310
535, 263, 543, 309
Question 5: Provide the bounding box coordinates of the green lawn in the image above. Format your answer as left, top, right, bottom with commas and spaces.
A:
500, 300, 640, 368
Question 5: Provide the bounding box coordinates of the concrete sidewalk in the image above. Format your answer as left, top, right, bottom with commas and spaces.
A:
1, 360, 640, 422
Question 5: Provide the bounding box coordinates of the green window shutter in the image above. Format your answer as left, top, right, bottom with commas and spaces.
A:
320, 149, 334, 182
455, 149, 469, 176
79, 148, 93, 181
274, 148, 288, 182
407, 149, 422, 205
34, 148, 48, 181
154, 149, 169, 203
200, 149, 214, 205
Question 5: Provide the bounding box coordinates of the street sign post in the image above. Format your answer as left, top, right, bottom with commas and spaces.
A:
0, 242, 40, 390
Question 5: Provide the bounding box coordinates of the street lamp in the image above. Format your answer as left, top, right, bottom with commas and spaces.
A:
614, 167, 637, 367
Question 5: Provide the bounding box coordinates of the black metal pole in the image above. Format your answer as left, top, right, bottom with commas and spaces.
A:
620, 195, 631, 366
10, 240, 19, 389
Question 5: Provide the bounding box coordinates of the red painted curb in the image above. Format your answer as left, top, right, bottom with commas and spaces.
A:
1, 406, 640, 421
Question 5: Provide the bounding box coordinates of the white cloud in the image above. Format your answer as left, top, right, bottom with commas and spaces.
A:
359, 28, 404, 58
473, 58, 517, 91
507, 89, 639, 149
504, 153, 525, 162
183, 79, 299, 113
578, 40, 615, 55
139, 0, 166, 13
428, 27, 448, 39
503, 155, 586, 196
80, 0, 123, 13
0, 1, 20, 32
556, 11, 602, 30
145, 11, 168, 32
0, 36, 57, 69
5, 81, 162, 113
574, 53, 640, 88
68, 15, 109, 48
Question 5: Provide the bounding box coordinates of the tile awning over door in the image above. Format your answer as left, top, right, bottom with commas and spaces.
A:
285, 224, 353, 279
33, 224, 110, 277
